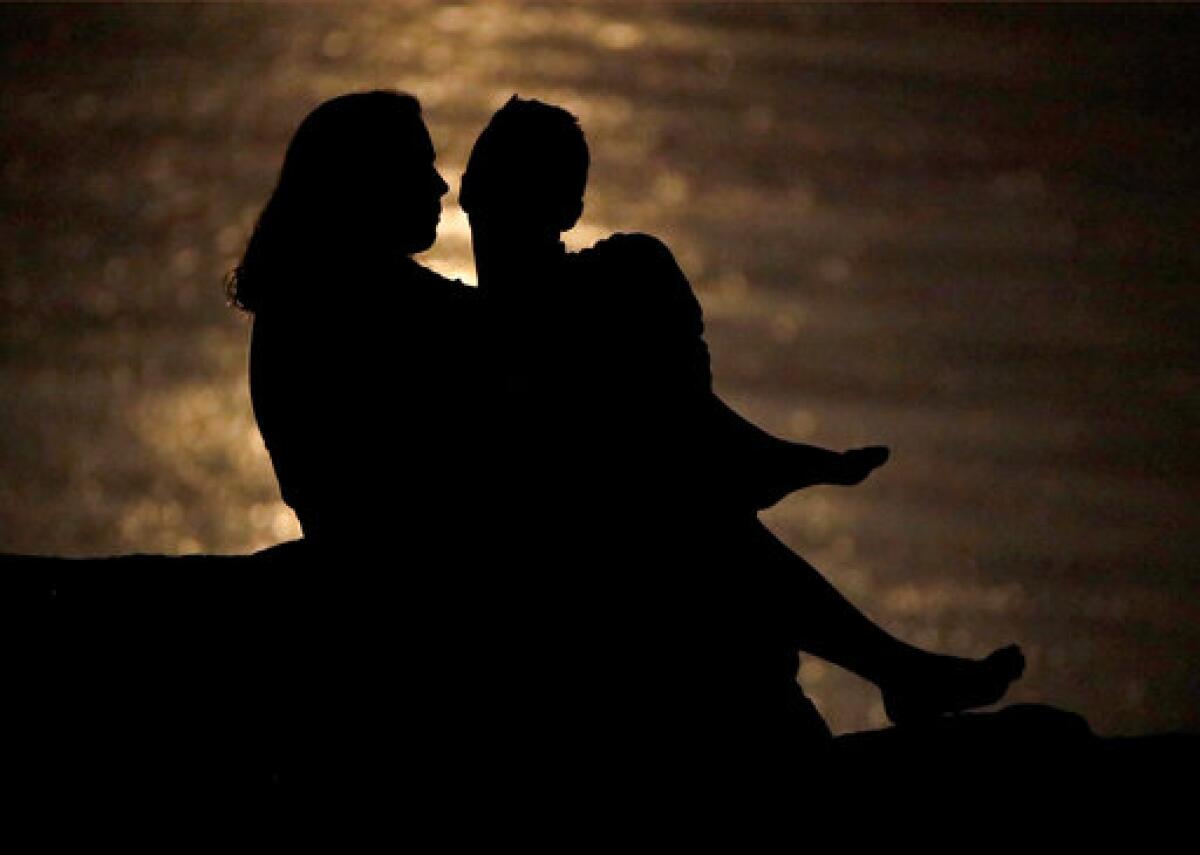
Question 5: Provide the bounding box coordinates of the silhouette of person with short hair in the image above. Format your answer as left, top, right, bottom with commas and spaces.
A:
459, 96, 1025, 777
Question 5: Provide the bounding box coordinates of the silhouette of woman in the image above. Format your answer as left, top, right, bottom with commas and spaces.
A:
228, 91, 481, 548
227, 91, 485, 790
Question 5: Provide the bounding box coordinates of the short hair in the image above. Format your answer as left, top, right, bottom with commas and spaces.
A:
461, 95, 588, 230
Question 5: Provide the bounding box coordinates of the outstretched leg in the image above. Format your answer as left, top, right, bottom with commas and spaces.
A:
738, 516, 1025, 723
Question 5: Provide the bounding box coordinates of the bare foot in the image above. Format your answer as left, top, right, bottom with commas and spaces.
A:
828, 446, 890, 486
880, 645, 1025, 725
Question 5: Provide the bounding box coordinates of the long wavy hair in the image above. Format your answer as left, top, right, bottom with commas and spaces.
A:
226, 90, 425, 314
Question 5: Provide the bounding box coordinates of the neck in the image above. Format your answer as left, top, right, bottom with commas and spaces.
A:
472, 228, 564, 297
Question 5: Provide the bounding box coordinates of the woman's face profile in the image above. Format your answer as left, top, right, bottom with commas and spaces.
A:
388, 121, 449, 255
288, 95, 448, 258
343, 116, 448, 257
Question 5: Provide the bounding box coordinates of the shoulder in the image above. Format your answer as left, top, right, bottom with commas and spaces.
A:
575, 232, 701, 327
578, 232, 681, 276
395, 262, 482, 326
405, 261, 476, 299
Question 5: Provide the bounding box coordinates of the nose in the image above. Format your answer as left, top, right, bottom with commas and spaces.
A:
434, 169, 449, 198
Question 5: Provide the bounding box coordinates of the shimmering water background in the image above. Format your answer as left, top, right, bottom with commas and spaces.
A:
2, 3, 1197, 736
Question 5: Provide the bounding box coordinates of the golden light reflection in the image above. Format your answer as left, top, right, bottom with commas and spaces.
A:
3, 0, 1196, 736
128, 375, 301, 553
435, 199, 471, 243
882, 581, 1027, 618
321, 29, 352, 61
563, 222, 615, 251
424, 258, 477, 288
595, 22, 645, 52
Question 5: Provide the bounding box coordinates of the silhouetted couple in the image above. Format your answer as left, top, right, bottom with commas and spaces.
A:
228, 91, 1024, 799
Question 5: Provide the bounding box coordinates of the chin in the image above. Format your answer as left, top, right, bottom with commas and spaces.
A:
400, 223, 438, 255
414, 226, 438, 253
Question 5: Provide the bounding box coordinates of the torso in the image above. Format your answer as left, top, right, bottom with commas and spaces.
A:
249, 259, 483, 547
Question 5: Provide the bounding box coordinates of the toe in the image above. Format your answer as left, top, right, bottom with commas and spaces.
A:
986, 645, 1025, 681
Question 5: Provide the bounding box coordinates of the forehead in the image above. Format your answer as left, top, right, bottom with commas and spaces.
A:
368, 109, 434, 158
402, 116, 434, 157
359, 125, 434, 176
400, 111, 439, 160
416, 125, 435, 160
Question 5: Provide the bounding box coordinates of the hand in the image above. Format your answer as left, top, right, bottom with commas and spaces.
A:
827, 445, 889, 486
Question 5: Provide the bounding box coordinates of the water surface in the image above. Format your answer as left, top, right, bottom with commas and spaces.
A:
1, 3, 1197, 735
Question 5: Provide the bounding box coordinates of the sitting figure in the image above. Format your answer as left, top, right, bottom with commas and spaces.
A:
458, 96, 1026, 780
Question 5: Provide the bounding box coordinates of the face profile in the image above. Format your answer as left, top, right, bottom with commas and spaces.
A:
387, 120, 449, 256
311, 94, 448, 256
227, 90, 447, 312
460, 96, 587, 239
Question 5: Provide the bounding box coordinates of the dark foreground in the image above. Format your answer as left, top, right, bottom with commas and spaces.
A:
6, 548, 1197, 821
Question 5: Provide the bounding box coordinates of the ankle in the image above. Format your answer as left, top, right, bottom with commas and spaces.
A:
860, 642, 927, 689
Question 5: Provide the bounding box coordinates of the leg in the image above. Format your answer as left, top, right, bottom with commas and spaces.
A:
739, 516, 1025, 723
